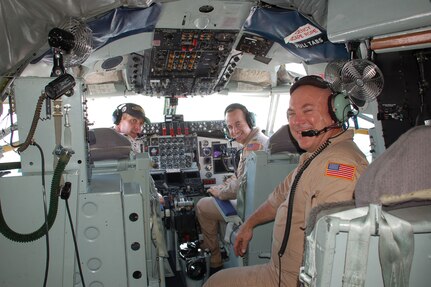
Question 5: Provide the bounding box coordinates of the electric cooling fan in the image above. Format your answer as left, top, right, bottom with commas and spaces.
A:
324, 60, 348, 92
341, 59, 384, 106
57, 17, 93, 67
48, 17, 93, 75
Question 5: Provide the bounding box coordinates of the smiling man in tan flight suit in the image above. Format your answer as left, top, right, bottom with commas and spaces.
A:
204, 75, 369, 287
196, 103, 268, 275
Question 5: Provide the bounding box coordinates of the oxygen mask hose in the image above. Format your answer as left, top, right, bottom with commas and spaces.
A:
0, 149, 72, 242
17, 92, 47, 153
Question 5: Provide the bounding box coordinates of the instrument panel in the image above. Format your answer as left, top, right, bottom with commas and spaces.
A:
147, 135, 197, 170
143, 28, 238, 97
141, 120, 239, 196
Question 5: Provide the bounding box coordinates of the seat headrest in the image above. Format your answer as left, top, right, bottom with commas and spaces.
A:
355, 126, 431, 207
88, 128, 131, 162
268, 124, 305, 154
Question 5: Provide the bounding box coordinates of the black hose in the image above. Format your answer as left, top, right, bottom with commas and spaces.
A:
277, 140, 330, 287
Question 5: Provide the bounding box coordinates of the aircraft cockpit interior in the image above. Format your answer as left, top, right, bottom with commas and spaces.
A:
0, 0, 430, 286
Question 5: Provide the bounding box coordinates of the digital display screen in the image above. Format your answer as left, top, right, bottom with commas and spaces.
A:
150, 172, 165, 181
165, 171, 183, 186
212, 143, 227, 158
183, 170, 200, 179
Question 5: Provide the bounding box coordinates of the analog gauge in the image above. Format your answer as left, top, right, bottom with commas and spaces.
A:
150, 138, 159, 145
149, 147, 159, 156
202, 147, 211, 156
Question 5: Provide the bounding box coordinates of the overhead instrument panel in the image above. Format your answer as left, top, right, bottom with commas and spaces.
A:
145, 28, 238, 97
236, 33, 274, 58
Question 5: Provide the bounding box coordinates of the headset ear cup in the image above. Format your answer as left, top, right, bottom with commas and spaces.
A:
112, 104, 124, 125
328, 93, 338, 123
112, 110, 118, 125
112, 109, 119, 125
247, 112, 256, 128
329, 93, 352, 123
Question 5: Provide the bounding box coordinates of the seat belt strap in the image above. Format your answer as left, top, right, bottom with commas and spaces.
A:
379, 211, 414, 287
53, 99, 65, 186
342, 204, 378, 287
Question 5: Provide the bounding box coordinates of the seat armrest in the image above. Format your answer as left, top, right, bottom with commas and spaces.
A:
213, 197, 237, 216
213, 198, 242, 223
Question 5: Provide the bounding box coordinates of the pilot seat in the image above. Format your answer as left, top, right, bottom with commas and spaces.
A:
300, 125, 431, 287
214, 125, 301, 268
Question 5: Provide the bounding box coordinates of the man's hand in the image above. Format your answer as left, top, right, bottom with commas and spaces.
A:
233, 222, 253, 257
207, 187, 221, 198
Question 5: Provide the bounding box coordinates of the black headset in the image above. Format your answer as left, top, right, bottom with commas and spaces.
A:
291, 75, 353, 124
112, 103, 148, 125
112, 103, 128, 125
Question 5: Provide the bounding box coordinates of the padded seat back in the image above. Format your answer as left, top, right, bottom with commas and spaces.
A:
88, 128, 131, 162
267, 124, 304, 154
355, 125, 431, 207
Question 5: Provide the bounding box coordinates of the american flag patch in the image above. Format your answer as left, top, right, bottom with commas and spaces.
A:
325, 162, 356, 180
245, 142, 262, 151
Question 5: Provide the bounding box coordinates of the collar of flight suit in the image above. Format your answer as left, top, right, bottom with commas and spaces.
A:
298, 129, 354, 165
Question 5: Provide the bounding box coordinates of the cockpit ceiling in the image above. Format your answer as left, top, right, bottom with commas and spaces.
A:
1, 0, 332, 97
264, 0, 328, 28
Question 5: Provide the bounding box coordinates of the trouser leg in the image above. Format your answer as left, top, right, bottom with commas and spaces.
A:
196, 197, 224, 268
203, 264, 278, 287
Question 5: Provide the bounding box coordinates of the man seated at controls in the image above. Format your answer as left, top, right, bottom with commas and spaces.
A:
112, 103, 150, 153
112, 103, 164, 204
196, 103, 269, 275
203, 75, 369, 287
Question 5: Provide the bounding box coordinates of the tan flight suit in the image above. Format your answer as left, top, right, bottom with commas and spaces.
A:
196, 128, 269, 268
204, 130, 368, 286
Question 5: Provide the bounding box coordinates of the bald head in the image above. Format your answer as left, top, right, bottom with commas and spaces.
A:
287, 84, 341, 152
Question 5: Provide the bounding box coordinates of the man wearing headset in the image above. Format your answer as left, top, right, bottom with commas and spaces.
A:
204, 76, 369, 287
113, 103, 149, 153
113, 103, 165, 205
196, 103, 269, 275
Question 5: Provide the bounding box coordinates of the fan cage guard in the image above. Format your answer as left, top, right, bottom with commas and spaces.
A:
341, 59, 384, 102
59, 17, 93, 67
324, 60, 348, 92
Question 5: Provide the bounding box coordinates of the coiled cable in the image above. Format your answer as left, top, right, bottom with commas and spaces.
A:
0, 149, 72, 242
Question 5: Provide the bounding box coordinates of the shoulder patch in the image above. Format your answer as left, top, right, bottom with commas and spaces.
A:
325, 162, 356, 181
245, 142, 262, 151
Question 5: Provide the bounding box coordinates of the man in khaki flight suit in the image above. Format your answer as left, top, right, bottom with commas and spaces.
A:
204, 76, 369, 286
196, 103, 269, 275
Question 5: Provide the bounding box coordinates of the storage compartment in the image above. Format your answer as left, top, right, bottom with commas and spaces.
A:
327, 0, 431, 43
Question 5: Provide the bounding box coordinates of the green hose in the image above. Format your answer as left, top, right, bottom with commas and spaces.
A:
17, 93, 46, 153
0, 150, 72, 243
